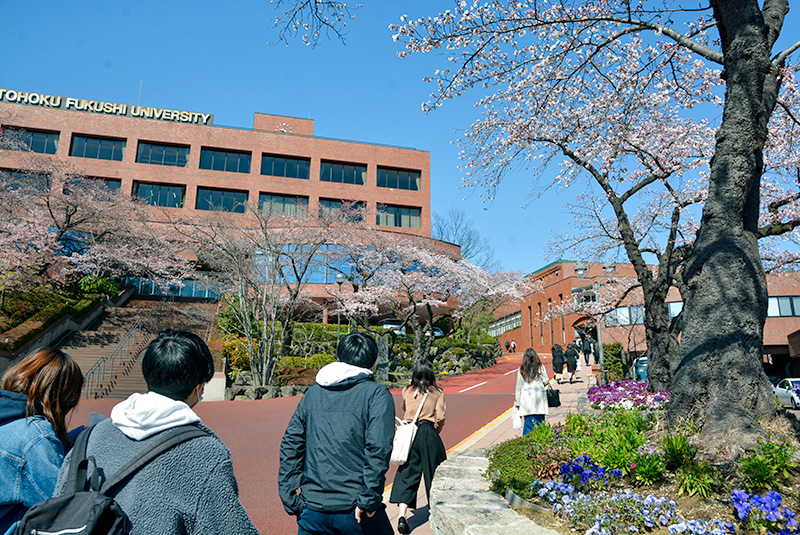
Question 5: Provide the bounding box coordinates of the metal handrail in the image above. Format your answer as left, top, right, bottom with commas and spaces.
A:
82, 299, 168, 399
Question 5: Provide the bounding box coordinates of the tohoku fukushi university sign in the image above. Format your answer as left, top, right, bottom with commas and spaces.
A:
0, 88, 213, 126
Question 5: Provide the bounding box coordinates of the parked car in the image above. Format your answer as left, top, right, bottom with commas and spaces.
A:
377, 318, 406, 335
425, 327, 445, 338
775, 378, 800, 409
633, 357, 648, 381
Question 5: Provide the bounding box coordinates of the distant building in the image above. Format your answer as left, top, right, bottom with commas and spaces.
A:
0, 87, 459, 313
491, 260, 800, 379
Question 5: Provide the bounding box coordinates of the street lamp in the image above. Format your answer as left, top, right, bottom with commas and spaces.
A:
335, 273, 346, 346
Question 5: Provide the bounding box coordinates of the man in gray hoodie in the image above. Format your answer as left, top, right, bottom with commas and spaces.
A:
55, 330, 259, 535
279, 332, 395, 535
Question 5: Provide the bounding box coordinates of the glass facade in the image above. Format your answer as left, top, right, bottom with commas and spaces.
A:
196, 187, 248, 213
132, 181, 185, 208
199, 148, 251, 173
320, 161, 366, 185
261, 154, 310, 179
137, 142, 190, 167
377, 166, 421, 191
70, 135, 125, 161
376, 204, 421, 229
768, 296, 800, 317
2, 127, 59, 154
259, 193, 308, 217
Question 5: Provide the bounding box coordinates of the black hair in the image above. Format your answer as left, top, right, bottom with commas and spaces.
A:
141, 330, 215, 401
337, 332, 378, 369
410, 359, 440, 394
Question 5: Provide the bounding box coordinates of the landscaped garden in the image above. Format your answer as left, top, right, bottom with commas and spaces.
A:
488, 380, 800, 535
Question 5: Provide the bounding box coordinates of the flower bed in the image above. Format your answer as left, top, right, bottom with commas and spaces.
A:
488, 380, 800, 535
587, 380, 670, 411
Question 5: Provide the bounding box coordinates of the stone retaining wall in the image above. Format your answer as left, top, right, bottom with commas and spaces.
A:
429, 448, 561, 535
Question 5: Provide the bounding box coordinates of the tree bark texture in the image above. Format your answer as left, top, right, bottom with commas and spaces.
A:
667, 0, 781, 453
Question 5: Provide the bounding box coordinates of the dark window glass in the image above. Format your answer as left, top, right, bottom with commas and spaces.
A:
258, 193, 308, 217
377, 167, 420, 191
320, 161, 366, 185
70, 135, 125, 161
137, 142, 189, 167
318, 199, 365, 221
375, 204, 421, 229
199, 148, 251, 173
261, 154, 310, 179
2, 127, 60, 154
196, 187, 248, 213
133, 181, 185, 208
2, 127, 59, 154
0, 169, 49, 193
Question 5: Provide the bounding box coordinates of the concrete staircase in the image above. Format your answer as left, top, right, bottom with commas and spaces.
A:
58, 299, 217, 399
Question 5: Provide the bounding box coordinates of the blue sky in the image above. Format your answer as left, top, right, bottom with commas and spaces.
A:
2, 1, 797, 273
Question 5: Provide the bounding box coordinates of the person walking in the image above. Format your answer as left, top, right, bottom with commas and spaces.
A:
565, 343, 579, 383
505, 340, 510, 353
582, 338, 593, 366
280, 332, 395, 535
54, 330, 259, 535
390, 359, 446, 534
0, 348, 84, 535
551, 344, 565, 383
510, 340, 517, 353
514, 348, 551, 436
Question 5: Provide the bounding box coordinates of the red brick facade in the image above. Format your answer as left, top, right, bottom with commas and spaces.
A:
0, 89, 432, 237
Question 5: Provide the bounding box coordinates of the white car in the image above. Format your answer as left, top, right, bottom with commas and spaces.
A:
775, 378, 800, 409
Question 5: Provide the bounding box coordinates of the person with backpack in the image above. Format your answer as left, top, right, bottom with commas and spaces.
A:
52, 330, 259, 535
0, 348, 84, 535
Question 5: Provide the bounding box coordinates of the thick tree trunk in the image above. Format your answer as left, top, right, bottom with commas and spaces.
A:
641, 300, 677, 391
667, 0, 779, 455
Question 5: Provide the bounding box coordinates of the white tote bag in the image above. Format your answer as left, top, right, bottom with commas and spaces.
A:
390, 392, 428, 465
512, 407, 523, 430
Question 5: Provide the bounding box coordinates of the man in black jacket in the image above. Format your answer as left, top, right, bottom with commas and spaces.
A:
279, 332, 395, 535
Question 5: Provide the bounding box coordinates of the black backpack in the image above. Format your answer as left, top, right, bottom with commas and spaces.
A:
15, 423, 208, 535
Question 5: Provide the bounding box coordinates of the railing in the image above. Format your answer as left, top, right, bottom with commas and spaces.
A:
83, 300, 168, 399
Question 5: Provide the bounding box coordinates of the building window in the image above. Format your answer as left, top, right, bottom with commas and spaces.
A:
2, 127, 59, 154
133, 181, 184, 208
376, 204, 421, 229
70, 135, 125, 161
605, 305, 645, 327
261, 154, 310, 179
137, 142, 190, 167
377, 166, 420, 191
0, 169, 49, 193
768, 296, 800, 317
320, 161, 366, 185
318, 198, 365, 221
196, 187, 248, 213
259, 193, 308, 217
95, 178, 122, 194
486, 311, 522, 338
200, 148, 251, 173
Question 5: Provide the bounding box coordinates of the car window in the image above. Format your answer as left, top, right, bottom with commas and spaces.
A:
791, 380, 800, 389
779, 380, 789, 389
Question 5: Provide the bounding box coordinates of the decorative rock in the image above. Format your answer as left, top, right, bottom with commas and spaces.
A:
234, 371, 253, 386
281, 385, 297, 397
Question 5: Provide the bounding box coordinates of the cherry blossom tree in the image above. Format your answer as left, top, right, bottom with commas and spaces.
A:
274, 0, 800, 451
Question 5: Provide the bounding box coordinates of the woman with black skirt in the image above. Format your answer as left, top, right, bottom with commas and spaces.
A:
390, 360, 446, 534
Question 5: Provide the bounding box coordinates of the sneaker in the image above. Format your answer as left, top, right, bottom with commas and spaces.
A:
398, 517, 410, 534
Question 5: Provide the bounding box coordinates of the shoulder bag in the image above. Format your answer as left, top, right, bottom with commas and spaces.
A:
390, 392, 428, 465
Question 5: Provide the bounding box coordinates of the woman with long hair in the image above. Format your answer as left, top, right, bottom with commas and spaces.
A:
389, 359, 446, 534
0, 347, 84, 534
515, 348, 551, 436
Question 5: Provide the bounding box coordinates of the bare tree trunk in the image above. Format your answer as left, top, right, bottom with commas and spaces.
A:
667, 0, 783, 454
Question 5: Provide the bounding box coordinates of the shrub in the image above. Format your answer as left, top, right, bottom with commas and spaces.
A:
223, 336, 251, 379
677, 461, 719, 499
78, 275, 120, 297
661, 433, 698, 471
631, 445, 665, 485
275, 353, 335, 371
461, 364, 471, 372
487, 436, 542, 498
738, 435, 797, 491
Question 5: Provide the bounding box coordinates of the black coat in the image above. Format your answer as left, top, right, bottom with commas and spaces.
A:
565, 345, 579, 372
551, 345, 565, 372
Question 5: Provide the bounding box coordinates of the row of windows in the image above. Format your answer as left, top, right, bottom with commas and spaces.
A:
768, 296, 800, 317
1, 127, 422, 189
487, 312, 522, 338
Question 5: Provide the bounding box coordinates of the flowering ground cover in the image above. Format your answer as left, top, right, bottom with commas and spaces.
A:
487, 380, 800, 535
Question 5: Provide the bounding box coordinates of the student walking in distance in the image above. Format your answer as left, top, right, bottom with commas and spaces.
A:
564, 343, 579, 383
54, 330, 259, 535
515, 348, 551, 436
390, 359, 447, 534
279, 332, 395, 535
0, 348, 84, 535
551, 344, 565, 383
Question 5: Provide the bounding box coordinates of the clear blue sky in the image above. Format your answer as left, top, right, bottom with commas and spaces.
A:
1, 1, 797, 273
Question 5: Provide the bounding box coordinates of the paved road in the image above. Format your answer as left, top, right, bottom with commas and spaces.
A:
66, 355, 522, 535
